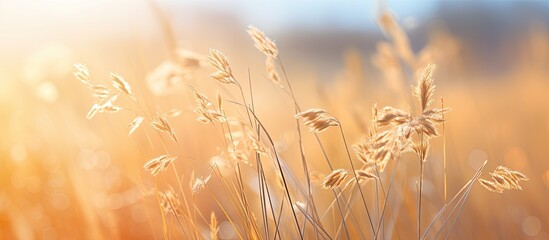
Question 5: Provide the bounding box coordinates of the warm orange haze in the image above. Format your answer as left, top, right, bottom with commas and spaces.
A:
0, 1, 547, 239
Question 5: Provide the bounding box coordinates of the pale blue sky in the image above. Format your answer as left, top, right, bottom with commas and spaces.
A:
164, 0, 438, 32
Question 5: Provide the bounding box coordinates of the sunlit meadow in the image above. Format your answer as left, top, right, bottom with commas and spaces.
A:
1, 1, 547, 239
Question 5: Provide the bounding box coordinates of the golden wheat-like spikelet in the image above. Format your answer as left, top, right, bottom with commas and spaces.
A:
322, 169, 349, 189
376, 106, 411, 126
353, 141, 372, 164
295, 108, 340, 133
421, 108, 451, 123
74, 63, 91, 86
210, 212, 219, 240
86, 104, 101, 119
195, 109, 227, 124
247, 25, 278, 58
160, 187, 183, 216
355, 169, 378, 181
354, 122, 414, 173
413, 64, 436, 111
128, 116, 144, 135
111, 73, 135, 100
246, 26, 283, 88
190, 172, 211, 194
192, 91, 226, 124
356, 132, 396, 167
247, 133, 268, 155
216, 92, 224, 112
266, 56, 282, 86
151, 113, 178, 142
491, 166, 528, 190
478, 179, 503, 193
411, 140, 430, 162
479, 166, 528, 193
86, 95, 122, 119
143, 155, 178, 177
228, 146, 251, 166
209, 49, 236, 84
89, 84, 111, 100
409, 115, 439, 137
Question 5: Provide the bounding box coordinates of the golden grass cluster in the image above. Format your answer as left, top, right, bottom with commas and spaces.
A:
479, 166, 529, 193
295, 109, 340, 133
5, 3, 544, 240
144, 155, 178, 177
71, 13, 530, 240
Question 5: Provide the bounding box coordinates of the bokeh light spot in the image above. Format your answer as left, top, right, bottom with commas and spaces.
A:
468, 149, 487, 169
522, 216, 541, 237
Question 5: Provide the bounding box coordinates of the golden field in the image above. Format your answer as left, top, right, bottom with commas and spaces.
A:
0, 1, 547, 239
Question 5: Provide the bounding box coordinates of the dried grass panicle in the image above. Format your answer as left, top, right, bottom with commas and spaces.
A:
195, 109, 226, 124
86, 104, 120, 119
228, 146, 251, 166
209, 49, 236, 84
322, 169, 349, 189
160, 187, 183, 216
353, 141, 373, 164
373, 64, 448, 140
151, 113, 178, 142
191, 88, 226, 124
74, 63, 91, 86
90, 84, 112, 100
74, 64, 117, 102
358, 132, 393, 163
354, 124, 412, 173
295, 109, 327, 119
86, 95, 122, 119
409, 115, 439, 137
422, 108, 451, 122
128, 116, 144, 135
413, 64, 436, 111
371, 103, 379, 120
144, 155, 178, 177
355, 169, 378, 181
190, 173, 211, 194
479, 165, 528, 193
85, 104, 100, 119
248, 133, 268, 155
216, 93, 224, 112
175, 49, 207, 69
478, 179, 503, 193
266, 56, 282, 85
296, 108, 340, 133
411, 141, 430, 162
111, 73, 135, 99
376, 106, 411, 126
210, 212, 219, 240
360, 65, 445, 172
247, 25, 278, 58
378, 10, 416, 67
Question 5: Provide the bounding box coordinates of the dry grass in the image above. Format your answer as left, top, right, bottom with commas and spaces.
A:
1, 2, 545, 240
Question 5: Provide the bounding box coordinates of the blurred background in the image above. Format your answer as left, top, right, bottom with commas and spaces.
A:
1, 0, 548, 239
